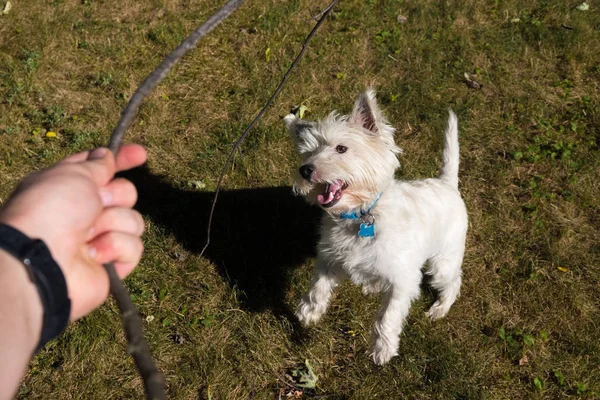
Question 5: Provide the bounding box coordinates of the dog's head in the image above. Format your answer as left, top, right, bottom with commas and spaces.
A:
284, 90, 402, 213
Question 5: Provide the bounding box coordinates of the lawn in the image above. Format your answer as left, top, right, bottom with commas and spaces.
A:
1, 0, 599, 399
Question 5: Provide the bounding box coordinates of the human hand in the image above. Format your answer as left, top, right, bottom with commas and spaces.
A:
0, 145, 147, 321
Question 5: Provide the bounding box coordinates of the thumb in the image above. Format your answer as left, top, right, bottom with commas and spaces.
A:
83, 148, 117, 186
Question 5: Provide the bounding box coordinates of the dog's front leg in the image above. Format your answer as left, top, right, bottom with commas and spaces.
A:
296, 259, 345, 326
370, 284, 420, 365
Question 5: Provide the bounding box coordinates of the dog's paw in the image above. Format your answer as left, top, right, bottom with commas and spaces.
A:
370, 339, 398, 365
425, 301, 450, 321
295, 300, 325, 326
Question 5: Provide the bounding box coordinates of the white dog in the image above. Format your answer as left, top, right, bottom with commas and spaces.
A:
284, 90, 468, 365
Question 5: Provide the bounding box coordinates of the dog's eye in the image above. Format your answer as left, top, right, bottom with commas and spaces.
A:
336, 145, 347, 154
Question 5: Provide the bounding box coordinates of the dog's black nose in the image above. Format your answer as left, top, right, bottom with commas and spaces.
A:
299, 164, 315, 181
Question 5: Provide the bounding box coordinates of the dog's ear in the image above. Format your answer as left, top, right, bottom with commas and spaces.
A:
283, 113, 316, 139
350, 89, 383, 135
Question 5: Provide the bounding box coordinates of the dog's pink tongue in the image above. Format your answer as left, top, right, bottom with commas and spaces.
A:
318, 181, 341, 205
318, 191, 334, 204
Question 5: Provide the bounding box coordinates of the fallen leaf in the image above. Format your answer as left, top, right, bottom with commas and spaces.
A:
519, 353, 529, 366
2, 1, 11, 15
45, 131, 57, 138
576, 2, 589, 11
298, 105, 308, 119
397, 14, 408, 24
265, 47, 271, 62
290, 105, 309, 118
290, 359, 318, 389
557, 266, 569, 272
464, 72, 483, 89
510, 18, 521, 23
285, 389, 303, 398
188, 180, 206, 190
145, 315, 155, 323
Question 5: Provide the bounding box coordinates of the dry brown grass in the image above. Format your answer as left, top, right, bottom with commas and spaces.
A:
1, 0, 599, 399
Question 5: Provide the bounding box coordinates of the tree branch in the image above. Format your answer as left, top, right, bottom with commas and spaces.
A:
104, 1, 244, 399
109, 0, 244, 154
199, 0, 339, 258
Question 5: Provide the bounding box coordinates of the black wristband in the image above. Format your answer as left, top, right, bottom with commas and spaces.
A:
0, 223, 71, 352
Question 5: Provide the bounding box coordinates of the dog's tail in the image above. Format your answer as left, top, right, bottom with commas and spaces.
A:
439, 110, 460, 189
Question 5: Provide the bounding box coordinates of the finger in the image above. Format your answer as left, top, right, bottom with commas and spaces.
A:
83, 148, 117, 186
115, 144, 147, 172
59, 151, 91, 164
98, 178, 138, 207
88, 232, 143, 279
67, 261, 109, 322
61, 144, 146, 169
88, 208, 144, 240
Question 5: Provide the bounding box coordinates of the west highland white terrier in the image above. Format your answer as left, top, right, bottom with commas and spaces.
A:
284, 90, 468, 365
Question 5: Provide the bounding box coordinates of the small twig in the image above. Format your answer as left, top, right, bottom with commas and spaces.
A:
199, 0, 339, 257
311, 3, 334, 22
104, 1, 244, 399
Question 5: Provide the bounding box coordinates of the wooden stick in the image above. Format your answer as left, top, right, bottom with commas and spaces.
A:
104, 1, 244, 399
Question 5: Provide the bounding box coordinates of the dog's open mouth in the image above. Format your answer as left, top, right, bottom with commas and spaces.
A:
317, 180, 348, 208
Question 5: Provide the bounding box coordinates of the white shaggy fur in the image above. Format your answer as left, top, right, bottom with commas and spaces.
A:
284, 90, 468, 365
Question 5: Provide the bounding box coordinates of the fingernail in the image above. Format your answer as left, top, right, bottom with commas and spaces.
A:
89, 148, 108, 160
88, 246, 97, 259
99, 190, 113, 206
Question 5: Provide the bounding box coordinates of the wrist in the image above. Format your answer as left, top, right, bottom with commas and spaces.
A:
0, 249, 43, 354
0, 211, 58, 259
0, 222, 72, 351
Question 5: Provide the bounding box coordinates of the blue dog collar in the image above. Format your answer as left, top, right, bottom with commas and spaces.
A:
338, 193, 382, 237
338, 193, 382, 220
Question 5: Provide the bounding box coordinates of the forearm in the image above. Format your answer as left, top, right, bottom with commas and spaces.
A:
0, 249, 42, 400
0, 145, 146, 398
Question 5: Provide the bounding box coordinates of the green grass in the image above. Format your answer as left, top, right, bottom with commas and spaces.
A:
1, 0, 600, 398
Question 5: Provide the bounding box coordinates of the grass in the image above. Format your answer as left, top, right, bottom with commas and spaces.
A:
1, 0, 599, 398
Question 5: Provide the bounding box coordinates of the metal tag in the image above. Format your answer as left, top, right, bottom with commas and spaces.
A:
358, 213, 375, 237
360, 213, 375, 225
358, 223, 375, 237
